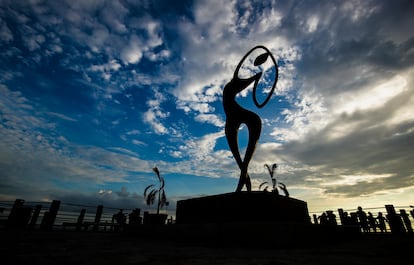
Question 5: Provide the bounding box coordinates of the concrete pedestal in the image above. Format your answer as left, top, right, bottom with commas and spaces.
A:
176, 191, 310, 224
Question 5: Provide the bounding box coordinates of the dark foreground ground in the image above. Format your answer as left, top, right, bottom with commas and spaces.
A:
1, 229, 413, 265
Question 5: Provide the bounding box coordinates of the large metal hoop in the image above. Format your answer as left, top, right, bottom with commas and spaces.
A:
233, 45, 278, 108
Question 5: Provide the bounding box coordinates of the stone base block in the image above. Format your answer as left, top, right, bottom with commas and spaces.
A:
176, 192, 310, 224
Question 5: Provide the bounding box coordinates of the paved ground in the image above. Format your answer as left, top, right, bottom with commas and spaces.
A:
1, 230, 413, 265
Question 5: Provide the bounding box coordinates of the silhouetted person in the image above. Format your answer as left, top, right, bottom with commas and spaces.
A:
113, 209, 126, 231
342, 211, 354, 226
367, 212, 377, 232
319, 212, 328, 225
326, 210, 337, 226
340, 211, 347, 225
313, 214, 319, 224
129, 208, 141, 225
376, 212, 387, 233
357, 206, 369, 233
350, 212, 359, 227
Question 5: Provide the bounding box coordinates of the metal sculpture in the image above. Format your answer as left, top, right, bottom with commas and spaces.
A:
260, 163, 279, 194
144, 167, 169, 214
223, 46, 278, 192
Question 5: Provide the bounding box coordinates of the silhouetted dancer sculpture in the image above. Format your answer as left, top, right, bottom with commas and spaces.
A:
223, 46, 278, 192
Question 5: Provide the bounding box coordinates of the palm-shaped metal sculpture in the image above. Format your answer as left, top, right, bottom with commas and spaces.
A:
144, 167, 169, 215
278, 182, 290, 197
258, 182, 270, 192
259, 163, 290, 197
260, 163, 278, 194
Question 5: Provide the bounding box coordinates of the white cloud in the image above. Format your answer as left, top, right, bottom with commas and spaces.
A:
98, 189, 113, 195
306, 15, 319, 33
322, 174, 393, 187
116, 186, 130, 197
121, 35, 143, 64
179, 130, 225, 161
146, 49, 171, 61
256, 6, 283, 33
194, 113, 225, 127
132, 139, 145, 146
143, 89, 170, 135
169, 150, 182, 158
45, 112, 77, 122
99, 0, 129, 34
90, 60, 122, 72
334, 75, 407, 115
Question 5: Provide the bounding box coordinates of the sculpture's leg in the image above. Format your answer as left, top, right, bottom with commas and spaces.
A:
236, 169, 247, 192
236, 168, 252, 192
225, 122, 244, 169
246, 174, 251, 191
235, 115, 261, 192
243, 115, 261, 166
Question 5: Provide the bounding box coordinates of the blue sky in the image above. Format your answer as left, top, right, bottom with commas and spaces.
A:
1, 0, 414, 214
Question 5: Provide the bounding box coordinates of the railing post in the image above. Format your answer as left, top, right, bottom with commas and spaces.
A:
41, 200, 61, 231
76, 209, 86, 231
29, 205, 42, 230
400, 209, 413, 234
385, 205, 405, 234
338, 209, 345, 225
94, 205, 103, 231
7, 199, 24, 228
7, 199, 32, 229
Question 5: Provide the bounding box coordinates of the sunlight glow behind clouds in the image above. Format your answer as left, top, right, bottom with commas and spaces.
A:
336, 75, 407, 115
322, 174, 393, 187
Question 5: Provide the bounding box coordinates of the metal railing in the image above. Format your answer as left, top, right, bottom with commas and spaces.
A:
1, 199, 413, 234
309, 205, 414, 233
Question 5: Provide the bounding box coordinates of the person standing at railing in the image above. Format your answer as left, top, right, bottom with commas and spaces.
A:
376, 212, 387, 233
318, 212, 329, 225
367, 212, 377, 233
357, 206, 369, 233
113, 209, 126, 231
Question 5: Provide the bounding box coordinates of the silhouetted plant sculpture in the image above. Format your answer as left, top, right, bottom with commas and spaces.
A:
260, 163, 290, 196
258, 182, 270, 192
278, 182, 290, 197
144, 167, 169, 215
223, 46, 278, 192
260, 163, 279, 194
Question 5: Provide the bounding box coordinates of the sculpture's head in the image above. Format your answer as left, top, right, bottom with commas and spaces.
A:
233, 46, 278, 108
